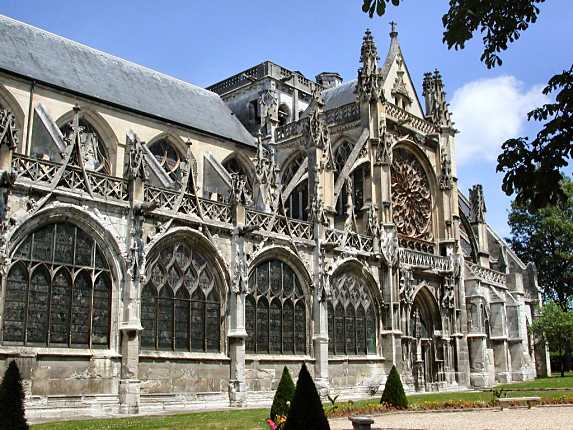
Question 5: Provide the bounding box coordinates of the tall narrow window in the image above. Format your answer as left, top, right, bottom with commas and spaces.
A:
283, 152, 308, 221
141, 242, 222, 352
246, 260, 306, 354
2, 223, 112, 348
328, 271, 378, 356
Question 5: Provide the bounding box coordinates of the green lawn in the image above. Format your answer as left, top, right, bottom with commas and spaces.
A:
32, 374, 573, 430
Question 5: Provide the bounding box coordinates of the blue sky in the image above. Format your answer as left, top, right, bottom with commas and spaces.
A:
2, 0, 572, 237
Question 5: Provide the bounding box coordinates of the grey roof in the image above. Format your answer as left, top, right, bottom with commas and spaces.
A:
0, 15, 255, 147
323, 80, 357, 111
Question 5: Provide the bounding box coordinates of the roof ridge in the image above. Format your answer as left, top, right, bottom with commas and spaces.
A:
0, 14, 217, 98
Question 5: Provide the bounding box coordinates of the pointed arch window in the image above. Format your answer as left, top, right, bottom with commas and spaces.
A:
148, 138, 183, 184
334, 142, 367, 217
283, 152, 308, 221
2, 223, 112, 348
60, 118, 111, 174
141, 242, 221, 352
328, 271, 377, 355
246, 260, 306, 354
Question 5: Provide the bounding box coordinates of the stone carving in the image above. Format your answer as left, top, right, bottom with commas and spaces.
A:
316, 247, 332, 302
375, 124, 395, 165
126, 134, 148, 181
307, 93, 335, 171
310, 192, 328, 226
260, 89, 278, 136
422, 69, 452, 128
356, 29, 383, 102
366, 205, 380, 237
399, 269, 414, 305
469, 184, 486, 223
228, 173, 251, 206
0, 108, 19, 149
440, 275, 455, 310
438, 149, 452, 191
231, 247, 248, 294
380, 227, 399, 267
391, 149, 432, 240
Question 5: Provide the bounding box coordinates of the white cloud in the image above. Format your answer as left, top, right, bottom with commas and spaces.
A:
450, 76, 547, 165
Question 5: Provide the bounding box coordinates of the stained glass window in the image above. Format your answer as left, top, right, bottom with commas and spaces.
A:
60, 118, 111, 174
2, 223, 112, 348
283, 153, 309, 221
141, 242, 221, 353
328, 271, 378, 356
246, 260, 306, 355
149, 138, 182, 183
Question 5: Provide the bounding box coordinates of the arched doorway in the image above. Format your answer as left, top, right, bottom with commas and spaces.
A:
407, 287, 442, 391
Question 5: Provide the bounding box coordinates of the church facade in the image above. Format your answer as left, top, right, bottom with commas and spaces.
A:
0, 15, 549, 418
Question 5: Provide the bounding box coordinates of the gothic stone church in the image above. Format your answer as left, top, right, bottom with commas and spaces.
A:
0, 15, 549, 418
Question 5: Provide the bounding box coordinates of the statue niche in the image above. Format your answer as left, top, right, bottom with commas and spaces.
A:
391, 148, 432, 241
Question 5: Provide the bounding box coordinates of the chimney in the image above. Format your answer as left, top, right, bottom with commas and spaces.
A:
316, 72, 343, 89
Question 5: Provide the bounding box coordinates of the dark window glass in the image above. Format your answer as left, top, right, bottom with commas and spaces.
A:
191, 289, 205, 352
141, 243, 221, 353
149, 139, 182, 183
174, 288, 190, 351
345, 306, 355, 355
3, 264, 28, 342
356, 305, 366, 355
92, 273, 111, 346
256, 298, 269, 354
327, 302, 334, 355
54, 223, 75, 265
245, 295, 256, 353
70, 271, 92, 346
27, 267, 50, 344
329, 272, 378, 356
157, 287, 174, 350
246, 260, 306, 355
141, 285, 156, 349
269, 299, 282, 353
335, 304, 345, 354
206, 291, 220, 352
3, 223, 112, 348
294, 301, 306, 355
282, 299, 294, 354
366, 306, 376, 354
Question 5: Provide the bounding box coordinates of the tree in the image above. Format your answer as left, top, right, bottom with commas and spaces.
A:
530, 302, 573, 376
507, 177, 573, 310
361, 0, 572, 209
270, 366, 296, 422
380, 365, 408, 408
0, 361, 29, 430
285, 363, 330, 430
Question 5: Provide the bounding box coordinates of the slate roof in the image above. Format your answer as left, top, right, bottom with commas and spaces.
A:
323, 80, 357, 111
0, 15, 255, 147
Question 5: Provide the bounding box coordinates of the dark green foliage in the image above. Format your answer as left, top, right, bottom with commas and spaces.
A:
285, 363, 330, 430
506, 177, 573, 309
270, 366, 296, 421
0, 361, 29, 430
530, 302, 573, 377
498, 67, 573, 209
380, 365, 408, 408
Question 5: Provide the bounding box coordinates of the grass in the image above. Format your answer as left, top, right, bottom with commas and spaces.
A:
32, 373, 573, 430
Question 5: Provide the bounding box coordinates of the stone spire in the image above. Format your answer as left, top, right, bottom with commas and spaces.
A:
422, 69, 452, 128
356, 29, 384, 102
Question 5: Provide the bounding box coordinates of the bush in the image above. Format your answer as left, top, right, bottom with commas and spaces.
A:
270, 366, 296, 421
286, 363, 330, 430
380, 365, 408, 409
0, 360, 29, 430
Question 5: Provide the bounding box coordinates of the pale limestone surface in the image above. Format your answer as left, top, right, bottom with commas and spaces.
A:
329, 406, 573, 430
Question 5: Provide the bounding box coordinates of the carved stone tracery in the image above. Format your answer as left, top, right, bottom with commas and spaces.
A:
391, 148, 432, 240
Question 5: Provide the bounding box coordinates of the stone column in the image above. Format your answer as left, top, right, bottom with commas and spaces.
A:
119, 149, 146, 414
228, 183, 249, 406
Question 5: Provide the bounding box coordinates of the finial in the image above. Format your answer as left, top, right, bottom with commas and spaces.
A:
390, 21, 398, 38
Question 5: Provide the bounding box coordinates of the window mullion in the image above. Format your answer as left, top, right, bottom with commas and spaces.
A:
67, 270, 74, 347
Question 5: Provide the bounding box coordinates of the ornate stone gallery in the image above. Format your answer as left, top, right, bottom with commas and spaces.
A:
0, 14, 547, 418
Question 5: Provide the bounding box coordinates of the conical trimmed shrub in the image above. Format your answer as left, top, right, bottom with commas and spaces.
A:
286, 363, 330, 430
270, 366, 296, 421
0, 361, 29, 430
380, 365, 408, 408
